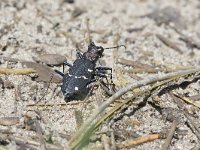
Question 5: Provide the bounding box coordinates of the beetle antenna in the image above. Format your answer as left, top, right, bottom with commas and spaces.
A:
34, 74, 53, 104
104, 45, 126, 50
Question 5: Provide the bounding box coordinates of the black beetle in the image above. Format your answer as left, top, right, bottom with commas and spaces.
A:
56, 41, 125, 102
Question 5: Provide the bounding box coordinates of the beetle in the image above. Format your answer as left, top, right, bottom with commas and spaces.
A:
56, 41, 125, 102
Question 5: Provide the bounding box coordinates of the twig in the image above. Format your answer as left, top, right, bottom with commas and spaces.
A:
183, 110, 200, 141
173, 93, 200, 108
117, 134, 160, 149
87, 134, 161, 150
156, 34, 183, 54
0, 67, 35, 75
35, 120, 47, 150
161, 120, 178, 150
169, 92, 200, 141
113, 33, 120, 64
118, 58, 153, 68
125, 68, 170, 73
172, 26, 200, 49
69, 67, 200, 149
26, 101, 92, 110
85, 17, 91, 44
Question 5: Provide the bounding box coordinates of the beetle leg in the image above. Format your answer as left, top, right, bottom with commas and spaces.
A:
63, 61, 72, 67
95, 72, 110, 83
95, 66, 112, 79
100, 80, 116, 96
63, 61, 72, 73
76, 49, 83, 59
55, 69, 64, 77
95, 67, 116, 95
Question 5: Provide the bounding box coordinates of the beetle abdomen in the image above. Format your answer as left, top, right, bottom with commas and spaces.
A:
61, 58, 95, 101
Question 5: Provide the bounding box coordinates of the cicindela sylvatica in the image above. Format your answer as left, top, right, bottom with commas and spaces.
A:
55, 41, 125, 102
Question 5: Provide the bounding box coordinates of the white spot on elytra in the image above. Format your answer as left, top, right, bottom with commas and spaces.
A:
88, 69, 93, 72
82, 76, 88, 79
75, 76, 78, 78
75, 87, 79, 91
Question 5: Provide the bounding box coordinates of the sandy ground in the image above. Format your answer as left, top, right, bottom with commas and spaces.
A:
0, 0, 200, 149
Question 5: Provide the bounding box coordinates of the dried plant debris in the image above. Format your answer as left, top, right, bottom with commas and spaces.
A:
118, 58, 153, 68
146, 6, 185, 28
63, 0, 75, 3
0, 117, 19, 126
156, 34, 183, 54
174, 28, 200, 50
71, 7, 85, 18
32, 54, 67, 66
161, 108, 185, 124
22, 62, 62, 83
3, 79, 15, 89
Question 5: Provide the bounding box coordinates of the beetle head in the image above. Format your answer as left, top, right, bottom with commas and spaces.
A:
84, 41, 104, 62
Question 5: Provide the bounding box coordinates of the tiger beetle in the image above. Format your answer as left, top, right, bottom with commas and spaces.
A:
56, 41, 125, 102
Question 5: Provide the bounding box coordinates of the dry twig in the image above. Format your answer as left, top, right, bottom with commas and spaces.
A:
173, 93, 200, 108
169, 92, 200, 141
161, 120, 178, 150
87, 134, 161, 150
156, 34, 183, 54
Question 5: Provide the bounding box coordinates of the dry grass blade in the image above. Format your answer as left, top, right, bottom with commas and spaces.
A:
0, 67, 35, 75
173, 93, 200, 108
118, 58, 153, 68
26, 101, 92, 110
68, 67, 200, 149
125, 68, 169, 73
156, 34, 183, 54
